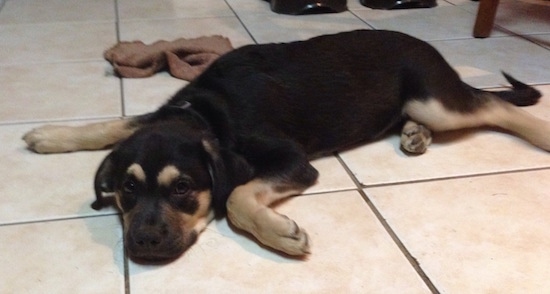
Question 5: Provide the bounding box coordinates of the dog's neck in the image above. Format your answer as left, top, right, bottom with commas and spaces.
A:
164, 99, 235, 148
157, 101, 211, 131
167, 101, 192, 111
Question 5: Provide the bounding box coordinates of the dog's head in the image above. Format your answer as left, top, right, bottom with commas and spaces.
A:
92, 120, 240, 262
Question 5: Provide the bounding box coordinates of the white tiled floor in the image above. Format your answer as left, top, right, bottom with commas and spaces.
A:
1, 0, 549, 293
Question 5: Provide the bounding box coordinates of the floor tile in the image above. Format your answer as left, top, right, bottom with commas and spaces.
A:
444, 0, 486, 12
238, 11, 371, 43
118, 17, 254, 49
0, 62, 121, 123
353, 4, 508, 41
430, 37, 550, 87
0, 0, 115, 24
454, 0, 550, 37
122, 73, 188, 116
117, 0, 235, 20
0, 123, 117, 224
0, 215, 124, 294
526, 33, 550, 50
365, 169, 550, 293
0, 22, 116, 65
229, 0, 365, 16
340, 85, 550, 186
348, 0, 371, 10
128, 191, 430, 294
226, 0, 273, 15
494, 0, 550, 35
305, 156, 356, 194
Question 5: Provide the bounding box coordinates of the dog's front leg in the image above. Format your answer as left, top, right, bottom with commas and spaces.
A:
23, 118, 138, 153
226, 179, 310, 256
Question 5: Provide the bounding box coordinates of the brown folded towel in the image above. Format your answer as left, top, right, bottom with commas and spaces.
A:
104, 35, 234, 80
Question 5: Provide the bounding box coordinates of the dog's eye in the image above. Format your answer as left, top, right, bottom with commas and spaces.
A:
123, 180, 136, 193
174, 180, 190, 195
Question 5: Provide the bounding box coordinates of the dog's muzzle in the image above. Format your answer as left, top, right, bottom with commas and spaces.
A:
125, 220, 197, 262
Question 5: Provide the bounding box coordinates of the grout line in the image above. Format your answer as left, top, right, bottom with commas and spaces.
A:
0, 115, 130, 127
301, 187, 358, 197
119, 74, 127, 117
113, 0, 127, 118
0, 58, 106, 67
223, 0, 259, 44
0, 212, 120, 227
114, 23, 130, 294
114, 0, 121, 42
361, 166, 550, 189
113, 2, 130, 293
335, 153, 550, 293
334, 153, 441, 294
114, 14, 239, 23
0, 19, 117, 27
348, 10, 376, 30
358, 188, 441, 294
123, 230, 131, 294
492, 25, 550, 52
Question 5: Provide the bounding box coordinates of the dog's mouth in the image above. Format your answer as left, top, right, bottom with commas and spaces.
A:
129, 251, 183, 265
125, 230, 198, 263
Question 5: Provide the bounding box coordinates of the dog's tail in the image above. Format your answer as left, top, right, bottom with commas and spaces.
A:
477, 72, 542, 106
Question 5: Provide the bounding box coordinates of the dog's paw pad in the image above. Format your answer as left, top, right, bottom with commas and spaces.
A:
400, 124, 432, 154
22, 125, 76, 153
279, 220, 310, 255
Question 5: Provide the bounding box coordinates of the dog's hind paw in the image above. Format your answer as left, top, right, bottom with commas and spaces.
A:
400, 121, 432, 154
22, 125, 78, 153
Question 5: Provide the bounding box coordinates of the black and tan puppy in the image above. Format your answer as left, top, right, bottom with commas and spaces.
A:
23, 30, 548, 262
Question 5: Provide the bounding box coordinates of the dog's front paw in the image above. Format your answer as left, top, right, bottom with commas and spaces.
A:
400, 121, 432, 154
259, 213, 310, 255
228, 207, 310, 256
22, 125, 77, 153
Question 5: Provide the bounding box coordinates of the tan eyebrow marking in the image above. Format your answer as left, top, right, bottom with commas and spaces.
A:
127, 163, 146, 182
157, 165, 181, 187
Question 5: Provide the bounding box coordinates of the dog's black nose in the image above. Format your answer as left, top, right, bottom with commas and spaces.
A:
133, 230, 163, 250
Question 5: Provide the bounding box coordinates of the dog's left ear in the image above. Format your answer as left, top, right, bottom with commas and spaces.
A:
201, 138, 253, 216
201, 138, 231, 216
92, 151, 117, 210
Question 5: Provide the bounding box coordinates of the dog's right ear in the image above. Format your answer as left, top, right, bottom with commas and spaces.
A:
201, 138, 254, 216
92, 151, 117, 210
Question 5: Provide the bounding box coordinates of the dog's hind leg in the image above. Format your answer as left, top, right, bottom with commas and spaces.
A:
404, 96, 550, 152
402, 72, 549, 151
23, 117, 139, 153
483, 100, 550, 151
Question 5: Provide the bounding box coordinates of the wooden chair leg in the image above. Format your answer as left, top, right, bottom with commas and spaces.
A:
473, 0, 500, 38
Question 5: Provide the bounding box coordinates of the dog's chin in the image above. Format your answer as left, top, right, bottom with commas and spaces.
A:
129, 251, 184, 265
126, 232, 198, 264
127, 243, 189, 264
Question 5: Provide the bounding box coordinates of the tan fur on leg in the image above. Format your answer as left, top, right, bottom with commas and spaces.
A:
23, 118, 138, 153
226, 179, 310, 255
405, 98, 550, 151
